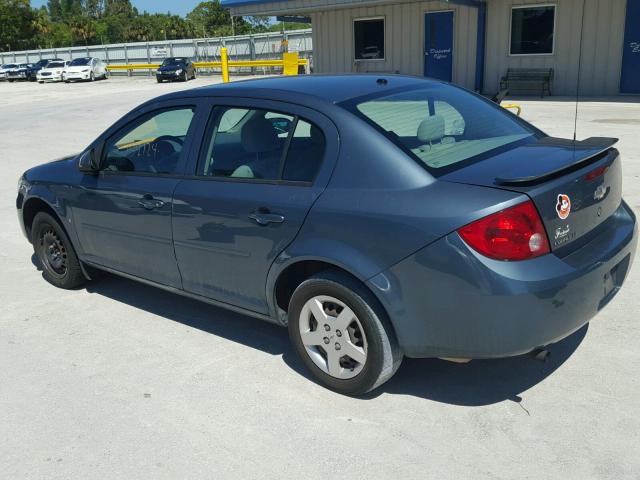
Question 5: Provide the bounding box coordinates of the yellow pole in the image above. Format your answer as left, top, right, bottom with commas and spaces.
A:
221, 47, 229, 83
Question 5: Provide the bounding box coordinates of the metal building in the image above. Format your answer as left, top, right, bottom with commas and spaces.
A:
223, 0, 640, 96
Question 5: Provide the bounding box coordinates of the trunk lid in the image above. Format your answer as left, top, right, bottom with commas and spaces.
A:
441, 137, 622, 254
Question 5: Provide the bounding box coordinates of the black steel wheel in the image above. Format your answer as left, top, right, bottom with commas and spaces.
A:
32, 212, 86, 289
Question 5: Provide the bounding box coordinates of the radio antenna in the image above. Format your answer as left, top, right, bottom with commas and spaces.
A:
573, 0, 587, 144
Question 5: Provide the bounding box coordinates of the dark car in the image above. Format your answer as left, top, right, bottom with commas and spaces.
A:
17, 75, 637, 395
6, 63, 33, 82
156, 57, 196, 83
26, 58, 64, 81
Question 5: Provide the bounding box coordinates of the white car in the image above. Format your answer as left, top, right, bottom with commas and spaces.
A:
37, 61, 69, 83
0, 63, 18, 81
64, 57, 108, 82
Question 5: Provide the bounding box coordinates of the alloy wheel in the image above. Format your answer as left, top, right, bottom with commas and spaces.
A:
298, 295, 368, 379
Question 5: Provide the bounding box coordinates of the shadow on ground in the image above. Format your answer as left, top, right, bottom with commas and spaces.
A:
74, 268, 586, 406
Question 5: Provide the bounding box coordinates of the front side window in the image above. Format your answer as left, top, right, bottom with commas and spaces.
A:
198, 107, 325, 183
354, 18, 385, 61
510, 5, 555, 55
341, 85, 540, 174
103, 107, 195, 174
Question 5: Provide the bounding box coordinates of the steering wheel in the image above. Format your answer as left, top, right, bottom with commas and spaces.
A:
149, 135, 183, 173
154, 135, 184, 149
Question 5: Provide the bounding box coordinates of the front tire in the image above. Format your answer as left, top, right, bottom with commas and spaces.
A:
32, 212, 86, 289
288, 271, 403, 396
90, 72, 95, 82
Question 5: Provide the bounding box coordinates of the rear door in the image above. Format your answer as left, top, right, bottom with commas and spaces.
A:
172, 99, 338, 314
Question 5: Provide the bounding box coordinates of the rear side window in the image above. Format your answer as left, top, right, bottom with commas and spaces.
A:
198, 107, 325, 183
283, 119, 325, 182
340, 85, 539, 174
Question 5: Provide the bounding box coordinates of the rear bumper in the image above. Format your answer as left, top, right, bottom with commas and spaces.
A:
369, 201, 637, 359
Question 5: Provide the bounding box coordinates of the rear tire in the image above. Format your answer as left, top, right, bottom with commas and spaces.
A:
288, 270, 403, 396
32, 212, 86, 290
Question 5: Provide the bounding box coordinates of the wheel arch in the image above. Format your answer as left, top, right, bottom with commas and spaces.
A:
268, 257, 397, 339
22, 196, 65, 242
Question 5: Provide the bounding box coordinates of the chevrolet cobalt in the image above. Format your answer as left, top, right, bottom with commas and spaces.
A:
17, 75, 637, 395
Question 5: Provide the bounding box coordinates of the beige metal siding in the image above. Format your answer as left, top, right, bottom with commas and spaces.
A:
484, 0, 627, 95
312, 1, 478, 89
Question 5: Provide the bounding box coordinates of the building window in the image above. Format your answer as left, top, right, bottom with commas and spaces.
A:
510, 5, 556, 55
354, 17, 385, 61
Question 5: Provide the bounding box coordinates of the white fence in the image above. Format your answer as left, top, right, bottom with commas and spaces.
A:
0, 29, 313, 75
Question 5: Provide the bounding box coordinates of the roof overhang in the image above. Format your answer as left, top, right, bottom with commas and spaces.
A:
223, 0, 485, 17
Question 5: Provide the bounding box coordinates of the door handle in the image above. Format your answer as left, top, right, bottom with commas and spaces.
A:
138, 194, 165, 210
249, 209, 285, 226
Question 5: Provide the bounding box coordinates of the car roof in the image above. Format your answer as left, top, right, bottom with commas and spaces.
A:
160, 74, 442, 104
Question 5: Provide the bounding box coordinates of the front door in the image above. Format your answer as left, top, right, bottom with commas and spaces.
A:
172, 103, 334, 314
424, 11, 454, 82
621, 0, 640, 94
72, 105, 199, 288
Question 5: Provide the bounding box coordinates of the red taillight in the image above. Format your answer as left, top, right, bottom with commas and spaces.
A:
457, 200, 550, 261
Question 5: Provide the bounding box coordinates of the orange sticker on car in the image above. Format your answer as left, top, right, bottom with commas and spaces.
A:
556, 194, 571, 220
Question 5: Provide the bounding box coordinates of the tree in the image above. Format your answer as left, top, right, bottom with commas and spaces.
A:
0, 0, 36, 51
104, 0, 133, 17
0, 0, 300, 53
186, 1, 249, 37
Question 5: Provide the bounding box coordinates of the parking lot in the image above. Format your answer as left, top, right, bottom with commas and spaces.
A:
1, 77, 639, 479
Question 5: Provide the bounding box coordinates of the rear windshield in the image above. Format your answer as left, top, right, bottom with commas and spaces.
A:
340, 84, 542, 175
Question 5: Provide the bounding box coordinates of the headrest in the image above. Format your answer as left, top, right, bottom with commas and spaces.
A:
417, 115, 445, 143
241, 116, 279, 153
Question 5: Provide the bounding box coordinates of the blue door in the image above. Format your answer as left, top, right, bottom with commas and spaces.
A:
424, 11, 454, 82
621, 0, 640, 94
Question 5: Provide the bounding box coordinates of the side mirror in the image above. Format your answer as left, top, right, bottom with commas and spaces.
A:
268, 117, 293, 135
78, 149, 100, 173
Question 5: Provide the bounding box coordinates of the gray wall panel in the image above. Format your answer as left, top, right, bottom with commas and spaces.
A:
311, 1, 478, 90
484, 0, 626, 95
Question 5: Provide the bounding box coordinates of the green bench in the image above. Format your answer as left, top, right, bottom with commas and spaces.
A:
500, 68, 553, 97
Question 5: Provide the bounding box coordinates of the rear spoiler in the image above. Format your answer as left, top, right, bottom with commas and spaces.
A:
495, 137, 618, 186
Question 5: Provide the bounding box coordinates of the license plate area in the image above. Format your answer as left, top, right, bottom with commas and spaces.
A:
598, 253, 631, 310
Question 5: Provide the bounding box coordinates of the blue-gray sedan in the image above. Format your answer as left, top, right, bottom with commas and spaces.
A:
16, 75, 637, 395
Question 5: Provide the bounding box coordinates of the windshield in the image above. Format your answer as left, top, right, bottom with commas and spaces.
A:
162, 58, 186, 66
47, 62, 64, 68
69, 58, 91, 66
3, 64, 17, 69
340, 84, 542, 175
